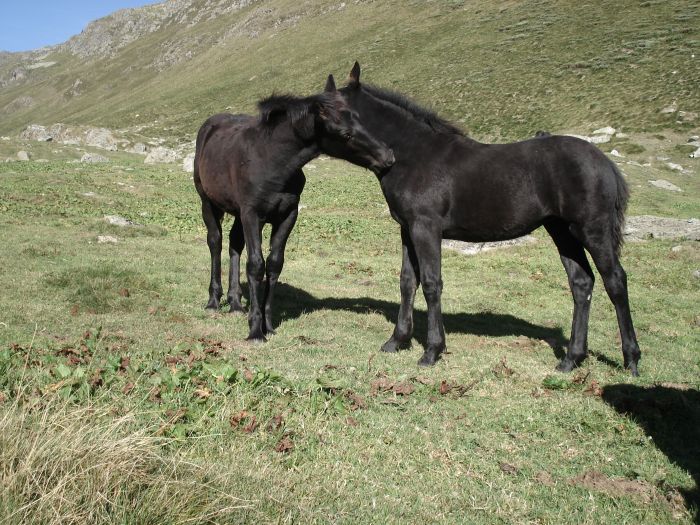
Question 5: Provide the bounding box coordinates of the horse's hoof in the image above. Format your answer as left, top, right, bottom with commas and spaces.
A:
381, 337, 411, 353
205, 305, 219, 312
245, 334, 267, 344
555, 358, 576, 373
228, 305, 246, 315
264, 328, 277, 336
381, 340, 399, 353
417, 352, 438, 367
626, 362, 640, 377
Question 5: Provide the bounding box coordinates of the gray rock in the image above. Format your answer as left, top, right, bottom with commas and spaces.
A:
610, 149, 624, 158
16, 151, 30, 161
693, 270, 700, 279
678, 111, 697, 122
649, 179, 682, 192
593, 126, 616, 135
127, 142, 147, 154
20, 124, 52, 141
442, 236, 537, 256
85, 127, 117, 151
589, 134, 611, 144
144, 146, 179, 164
182, 153, 195, 172
97, 235, 119, 244
660, 103, 678, 114
104, 215, 139, 227
666, 162, 684, 172
81, 153, 109, 163
624, 216, 700, 241
690, 147, 700, 159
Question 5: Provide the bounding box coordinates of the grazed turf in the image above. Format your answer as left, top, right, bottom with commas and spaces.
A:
0, 151, 697, 523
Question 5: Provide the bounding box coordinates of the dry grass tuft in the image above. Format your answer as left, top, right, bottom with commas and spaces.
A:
0, 399, 251, 524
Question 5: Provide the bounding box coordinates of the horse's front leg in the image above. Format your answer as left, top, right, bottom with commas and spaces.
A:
382, 227, 420, 353
263, 205, 299, 335
227, 216, 246, 313
241, 212, 266, 342
410, 220, 446, 366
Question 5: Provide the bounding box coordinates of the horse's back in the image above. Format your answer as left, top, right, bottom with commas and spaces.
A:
438, 135, 621, 240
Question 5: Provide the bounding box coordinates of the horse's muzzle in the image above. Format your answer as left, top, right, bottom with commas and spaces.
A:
373, 149, 395, 173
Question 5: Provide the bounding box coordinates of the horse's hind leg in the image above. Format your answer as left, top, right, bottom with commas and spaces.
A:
227, 216, 245, 313
201, 198, 224, 310
544, 219, 595, 372
382, 227, 420, 353
262, 206, 299, 335
579, 224, 641, 376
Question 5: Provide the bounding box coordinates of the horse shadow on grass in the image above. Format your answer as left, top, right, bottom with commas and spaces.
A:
267, 282, 567, 359
602, 385, 700, 523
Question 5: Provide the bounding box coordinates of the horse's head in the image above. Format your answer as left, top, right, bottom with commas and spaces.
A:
313, 75, 394, 175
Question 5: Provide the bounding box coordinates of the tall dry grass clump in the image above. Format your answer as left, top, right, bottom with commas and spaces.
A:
0, 399, 252, 524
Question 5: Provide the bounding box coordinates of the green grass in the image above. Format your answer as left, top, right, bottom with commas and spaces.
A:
1, 0, 699, 142
0, 153, 698, 523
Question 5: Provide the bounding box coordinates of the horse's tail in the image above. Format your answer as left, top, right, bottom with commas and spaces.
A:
610, 161, 629, 256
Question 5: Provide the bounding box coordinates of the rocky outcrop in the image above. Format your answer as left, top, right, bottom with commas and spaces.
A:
85, 127, 117, 151
61, 1, 190, 58
144, 146, 179, 164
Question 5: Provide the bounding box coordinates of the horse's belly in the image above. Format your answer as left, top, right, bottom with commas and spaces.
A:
443, 219, 541, 243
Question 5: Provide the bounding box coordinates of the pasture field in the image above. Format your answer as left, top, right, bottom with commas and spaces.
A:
0, 146, 698, 524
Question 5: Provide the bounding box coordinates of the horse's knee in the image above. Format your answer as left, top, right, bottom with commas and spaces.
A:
246, 254, 265, 281
266, 252, 284, 276
421, 278, 442, 302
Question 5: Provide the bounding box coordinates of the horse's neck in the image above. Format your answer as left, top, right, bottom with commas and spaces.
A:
268, 125, 319, 178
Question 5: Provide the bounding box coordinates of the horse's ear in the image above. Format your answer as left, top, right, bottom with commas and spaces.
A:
348, 61, 361, 87
325, 74, 336, 92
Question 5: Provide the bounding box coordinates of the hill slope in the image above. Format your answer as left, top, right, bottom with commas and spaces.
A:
0, 0, 698, 142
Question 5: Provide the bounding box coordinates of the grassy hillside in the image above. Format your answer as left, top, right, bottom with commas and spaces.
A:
1, 0, 699, 142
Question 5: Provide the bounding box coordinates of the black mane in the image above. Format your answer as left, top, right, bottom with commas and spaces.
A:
362, 84, 465, 137
257, 92, 344, 127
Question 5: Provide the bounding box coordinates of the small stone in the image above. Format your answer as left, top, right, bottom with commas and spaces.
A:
588, 134, 611, 144
660, 103, 677, 114
690, 147, 700, 159
649, 180, 682, 192
693, 270, 700, 279
671, 245, 682, 252
182, 153, 195, 173
82, 192, 97, 197
593, 126, 616, 135
615, 132, 629, 139
97, 235, 119, 244
127, 142, 147, 154
666, 162, 683, 172
81, 153, 109, 163
104, 215, 138, 227
16, 151, 30, 161
678, 111, 697, 122
610, 149, 624, 157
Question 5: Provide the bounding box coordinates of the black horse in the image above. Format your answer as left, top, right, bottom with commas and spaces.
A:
334, 62, 641, 375
194, 79, 394, 341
